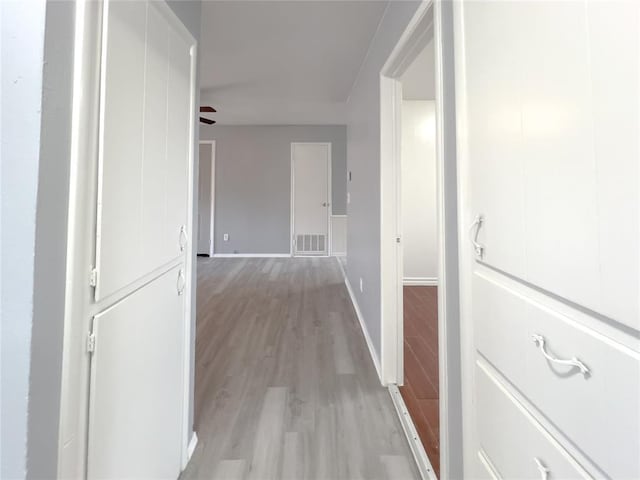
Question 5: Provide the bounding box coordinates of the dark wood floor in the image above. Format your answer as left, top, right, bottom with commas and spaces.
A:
182, 257, 420, 479
400, 286, 440, 477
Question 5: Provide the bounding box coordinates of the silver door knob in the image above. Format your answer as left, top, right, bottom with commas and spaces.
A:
322, 202, 330, 207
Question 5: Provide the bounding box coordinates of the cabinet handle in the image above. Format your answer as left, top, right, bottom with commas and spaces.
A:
178, 225, 188, 252
469, 214, 484, 258
533, 458, 549, 480
177, 269, 186, 296
532, 334, 590, 377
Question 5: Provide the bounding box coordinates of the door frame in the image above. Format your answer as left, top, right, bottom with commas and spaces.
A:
290, 142, 332, 257
198, 140, 216, 257
380, 1, 463, 478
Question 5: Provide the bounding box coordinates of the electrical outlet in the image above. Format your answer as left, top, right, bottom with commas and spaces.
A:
359, 277, 363, 293
223, 233, 229, 242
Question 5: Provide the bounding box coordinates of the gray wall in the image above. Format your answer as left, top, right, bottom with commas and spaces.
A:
199, 125, 347, 254
345, 2, 420, 359
0, 1, 47, 478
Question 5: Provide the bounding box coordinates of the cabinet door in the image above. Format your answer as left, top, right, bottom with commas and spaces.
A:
87, 265, 186, 479
464, 0, 639, 329
95, 1, 194, 300
465, 1, 527, 278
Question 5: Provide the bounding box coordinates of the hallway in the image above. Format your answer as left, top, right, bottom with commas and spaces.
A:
182, 257, 419, 480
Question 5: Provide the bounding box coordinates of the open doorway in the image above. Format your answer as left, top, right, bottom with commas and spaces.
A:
399, 42, 440, 476
380, 2, 462, 479
197, 141, 215, 257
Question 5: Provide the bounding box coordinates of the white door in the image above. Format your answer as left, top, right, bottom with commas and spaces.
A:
198, 142, 214, 255
87, 266, 185, 479
95, 0, 192, 301
87, 0, 195, 477
456, 1, 639, 479
292, 143, 330, 255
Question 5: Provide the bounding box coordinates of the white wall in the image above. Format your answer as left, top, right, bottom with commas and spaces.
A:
0, 1, 47, 478
401, 100, 438, 283
345, 1, 421, 361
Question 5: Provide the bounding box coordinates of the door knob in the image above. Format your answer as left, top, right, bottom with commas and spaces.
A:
322, 202, 327, 207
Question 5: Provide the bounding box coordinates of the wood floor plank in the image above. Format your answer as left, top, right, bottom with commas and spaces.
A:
401, 285, 440, 478
181, 258, 419, 480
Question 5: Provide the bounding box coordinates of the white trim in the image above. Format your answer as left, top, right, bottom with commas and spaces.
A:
290, 142, 332, 257
179, 20, 197, 472
403, 277, 438, 286
336, 258, 382, 383
380, 1, 464, 478
198, 140, 216, 257
186, 432, 198, 462
329, 214, 348, 257
389, 385, 438, 480
212, 253, 291, 258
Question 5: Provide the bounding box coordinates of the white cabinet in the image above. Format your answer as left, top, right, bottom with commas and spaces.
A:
84, 1, 195, 478
456, 1, 640, 478
87, 265, 185, 479
476, 365, 589, 480
95, 0, 193, 301
474, 273, 640, 479
464, 0, 639, 329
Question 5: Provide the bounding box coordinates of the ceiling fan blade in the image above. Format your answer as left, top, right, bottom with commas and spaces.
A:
199, 117, 216, 125
200, 106, 217, 113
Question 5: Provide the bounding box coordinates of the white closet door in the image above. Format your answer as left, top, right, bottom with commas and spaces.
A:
457, 1, 640, 478
463, 0, 639, 328
95, 1, 194, 300
292, 143, 330, 255
87, 265, 185, 479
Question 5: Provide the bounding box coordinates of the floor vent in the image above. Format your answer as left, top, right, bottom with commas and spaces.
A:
295, 234, 326, 255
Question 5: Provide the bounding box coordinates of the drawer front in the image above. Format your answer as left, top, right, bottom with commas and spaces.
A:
476, 364, 589, 480
474, 273, 640, 478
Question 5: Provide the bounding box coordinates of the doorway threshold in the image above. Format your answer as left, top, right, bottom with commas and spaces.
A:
389, 384, 438, 480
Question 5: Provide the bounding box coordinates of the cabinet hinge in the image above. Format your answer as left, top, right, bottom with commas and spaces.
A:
89, 268, 98, 288
87, 332, 96, 354
396, 236, 401, 243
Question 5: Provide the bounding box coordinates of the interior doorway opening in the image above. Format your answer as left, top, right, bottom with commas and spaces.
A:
197, 141, 215, 257
380, 2, 462, 479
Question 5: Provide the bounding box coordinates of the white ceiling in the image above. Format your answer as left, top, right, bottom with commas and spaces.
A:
199, 1, 389, 125
401, 38, 435, 101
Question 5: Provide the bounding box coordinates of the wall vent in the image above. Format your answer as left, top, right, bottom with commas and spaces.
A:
295, 234, 326, 255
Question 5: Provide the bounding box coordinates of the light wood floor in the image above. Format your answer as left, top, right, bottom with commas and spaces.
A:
181, 257, 419, 480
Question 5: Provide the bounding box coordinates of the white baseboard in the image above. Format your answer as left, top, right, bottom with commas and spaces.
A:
403, 277, 438, 286
187, 432, 198, 461
388, 385, 438, 480
335, 258, 382, 383
212, 253, 291, 258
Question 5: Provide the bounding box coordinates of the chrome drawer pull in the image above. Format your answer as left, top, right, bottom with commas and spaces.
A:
533, 458, 549, 480
469, 214, 485, 258
532, 334, 590, 376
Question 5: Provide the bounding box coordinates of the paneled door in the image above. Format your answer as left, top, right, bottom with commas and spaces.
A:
292, 143, 331, 256
456, 1, 639, 479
